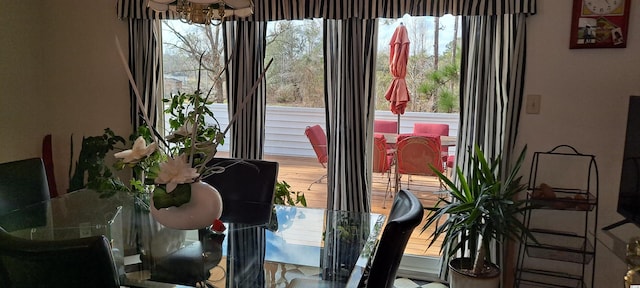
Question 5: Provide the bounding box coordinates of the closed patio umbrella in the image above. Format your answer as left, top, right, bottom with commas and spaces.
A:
384, 23, 411, 134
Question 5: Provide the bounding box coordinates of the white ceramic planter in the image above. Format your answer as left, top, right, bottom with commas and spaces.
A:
448, 258, 500, 288
150, 181, 223, 230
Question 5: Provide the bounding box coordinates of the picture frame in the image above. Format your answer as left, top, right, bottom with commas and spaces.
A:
569, 0, 631, 49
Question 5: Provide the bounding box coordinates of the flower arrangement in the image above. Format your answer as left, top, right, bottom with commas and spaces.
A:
114, 48, 273, 212
114, 83, 226, 209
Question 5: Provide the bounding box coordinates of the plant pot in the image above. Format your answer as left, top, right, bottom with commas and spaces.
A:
150, 181, 223, 230
448, 258, 500, 288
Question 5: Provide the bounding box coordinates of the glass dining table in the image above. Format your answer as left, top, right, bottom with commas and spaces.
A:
0, 189, 385, 288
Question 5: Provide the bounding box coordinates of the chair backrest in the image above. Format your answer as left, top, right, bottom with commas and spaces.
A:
0, 158, 50, 216
0, 227, 120, 288
396, 135, 444, 176
413, 123, 449, 137
372, 134, 391, 173
203, 158, 279, 225
304, 125, 328, 168
374, 120, 398, 134
41, 134, 58, 198
365, 189, 424, 288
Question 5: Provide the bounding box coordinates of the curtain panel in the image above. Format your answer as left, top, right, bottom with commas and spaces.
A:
127, 19, 162, 131
223, 21, 268, 160
117, 0, 537, 20
323, 19, 378, 212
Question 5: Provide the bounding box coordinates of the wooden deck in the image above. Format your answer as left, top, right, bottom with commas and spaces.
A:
260, 153, 444, 257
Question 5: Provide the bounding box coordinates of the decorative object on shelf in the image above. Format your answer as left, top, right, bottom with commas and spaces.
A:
570, 0, 631, 49
422, 145, 533, 288
147, 0, 254, 25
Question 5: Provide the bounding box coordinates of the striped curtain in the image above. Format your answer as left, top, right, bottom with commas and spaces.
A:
323, 19, 378, 212
440, 13, 529, 283
456, 14, 528, 187
222, 20, 268, 288
248, 0, 536, 20
118, 0, 536, 20
127, 19, 162, 131
223, 21, 268, 160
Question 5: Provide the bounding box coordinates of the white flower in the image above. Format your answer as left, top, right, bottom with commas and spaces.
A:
155, 154, 200, 192
166, 122, 194, 141
114, 136, 157, 163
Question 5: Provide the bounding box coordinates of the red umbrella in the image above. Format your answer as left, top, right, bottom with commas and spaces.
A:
384, 23, 411, 133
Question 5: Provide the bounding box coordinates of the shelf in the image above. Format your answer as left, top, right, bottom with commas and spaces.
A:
528, 188, 597, 211
516, 145, 598, 288
516, 268, 585, 288
526, 230, 594, 264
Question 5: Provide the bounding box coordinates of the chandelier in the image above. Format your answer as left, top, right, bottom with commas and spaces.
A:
148, 0, 254, 25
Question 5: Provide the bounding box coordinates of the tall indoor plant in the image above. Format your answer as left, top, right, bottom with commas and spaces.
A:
422, 145, 533, 288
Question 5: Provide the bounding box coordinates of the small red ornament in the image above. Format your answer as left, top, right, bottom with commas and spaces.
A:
211, 219, 226, 233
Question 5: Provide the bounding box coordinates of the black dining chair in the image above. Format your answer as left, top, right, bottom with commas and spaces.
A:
150, 158, 278, 286
202, 157, 279, 225
0, 227, 120, 288
0, 158, 50, 216
288, 189, 424, 288
0, 158, 50, 232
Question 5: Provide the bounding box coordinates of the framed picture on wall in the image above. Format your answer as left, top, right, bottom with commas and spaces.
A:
569, 0, 631, 49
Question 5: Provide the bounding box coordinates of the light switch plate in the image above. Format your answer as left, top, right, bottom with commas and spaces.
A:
526, 94, 541, 114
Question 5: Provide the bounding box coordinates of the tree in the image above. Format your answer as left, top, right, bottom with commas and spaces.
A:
163, 22, 225, 103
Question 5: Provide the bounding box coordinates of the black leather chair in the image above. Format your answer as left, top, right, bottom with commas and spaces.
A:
288, 189, 424, 288
150, 158, 279, 286
0, 158, 50, 216
362, 189, 424, 287
202, 158, 279, 225
0, 227, 120, 288
0, 158, 50, 232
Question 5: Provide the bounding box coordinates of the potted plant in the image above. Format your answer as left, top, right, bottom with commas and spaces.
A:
422, 145, 533, 288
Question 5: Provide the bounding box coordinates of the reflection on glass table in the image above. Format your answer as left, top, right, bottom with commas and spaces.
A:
0, 189, 385, 288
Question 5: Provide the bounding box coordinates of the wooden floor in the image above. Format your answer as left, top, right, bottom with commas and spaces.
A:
258, 153, 445, 257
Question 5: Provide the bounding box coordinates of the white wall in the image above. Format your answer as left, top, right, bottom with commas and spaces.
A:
0, 0, 130, 194
519, 0, 640, 285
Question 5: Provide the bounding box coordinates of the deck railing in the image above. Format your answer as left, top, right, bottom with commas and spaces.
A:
207, 104, 459, 158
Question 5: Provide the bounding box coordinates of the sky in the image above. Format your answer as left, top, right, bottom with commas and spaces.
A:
163, 14, 459, 57
378, 14, 459, 55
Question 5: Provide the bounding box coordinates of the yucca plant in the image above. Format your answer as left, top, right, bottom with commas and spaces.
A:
422, 145, 534, 278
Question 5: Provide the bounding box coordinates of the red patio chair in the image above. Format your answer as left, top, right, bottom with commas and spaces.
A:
373, 134, 395, 208
304, 125, 328, 190
374, 120, 398, 133
396, 135, 444, 190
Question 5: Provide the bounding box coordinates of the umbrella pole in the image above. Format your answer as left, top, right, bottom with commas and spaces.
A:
394, 114, 401, 198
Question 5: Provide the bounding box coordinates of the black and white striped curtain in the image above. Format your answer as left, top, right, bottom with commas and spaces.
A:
127, 19, 162, 131
323, 19, 378, 212
117, 0, 536, 20
456, 14, 528, 185
223, 21, 268, 160
222, 20, 268, 288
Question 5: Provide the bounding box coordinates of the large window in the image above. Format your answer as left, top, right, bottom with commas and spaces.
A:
161, 16, 460, 278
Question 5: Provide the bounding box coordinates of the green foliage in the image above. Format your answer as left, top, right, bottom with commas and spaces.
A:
162, 89, 225, 173
68, 128, 127, 196
152, 184, 192, 209
273, 180, 307, 207
422, 145, 534, 275
437, 89, 457, 112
